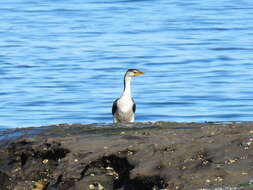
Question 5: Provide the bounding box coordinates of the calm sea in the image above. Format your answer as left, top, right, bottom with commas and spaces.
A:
1, 0, 253, 128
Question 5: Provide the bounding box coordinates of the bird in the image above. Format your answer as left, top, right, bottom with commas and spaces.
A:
112, 69, 144, 123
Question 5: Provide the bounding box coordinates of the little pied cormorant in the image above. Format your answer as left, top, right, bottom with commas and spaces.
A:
112, 69, 144, 123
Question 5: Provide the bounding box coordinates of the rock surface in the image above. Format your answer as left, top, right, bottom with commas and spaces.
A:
0, 122, 253, 190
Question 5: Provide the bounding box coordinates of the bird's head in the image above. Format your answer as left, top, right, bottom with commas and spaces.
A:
125, 69, 144, 77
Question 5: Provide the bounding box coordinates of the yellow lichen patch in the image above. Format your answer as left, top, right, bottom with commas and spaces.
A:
42, 159, 48, 164
225, 159, 237, 165
89, 184, 95, 190
214, 176, 223, 182
32, 180, 45, 190
98, 183, 104, 190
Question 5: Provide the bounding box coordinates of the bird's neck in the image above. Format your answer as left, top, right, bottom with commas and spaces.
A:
122, 76, 132, 98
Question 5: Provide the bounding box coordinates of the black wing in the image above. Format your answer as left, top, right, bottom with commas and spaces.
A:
132, 98, 136, 113
112, 99, 119, 115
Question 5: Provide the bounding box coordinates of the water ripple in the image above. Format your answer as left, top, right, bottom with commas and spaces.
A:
0, 0, 253, 127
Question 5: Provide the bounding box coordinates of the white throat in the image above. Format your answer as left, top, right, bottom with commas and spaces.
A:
118, 75, 134, 113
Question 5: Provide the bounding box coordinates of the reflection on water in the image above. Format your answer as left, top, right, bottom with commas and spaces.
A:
1, 0, 253, 128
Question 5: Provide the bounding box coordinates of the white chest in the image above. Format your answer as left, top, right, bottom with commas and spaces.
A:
117, 97, 133, 113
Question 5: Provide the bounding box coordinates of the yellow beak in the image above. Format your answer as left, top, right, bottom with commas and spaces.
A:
134, 71, 144, 76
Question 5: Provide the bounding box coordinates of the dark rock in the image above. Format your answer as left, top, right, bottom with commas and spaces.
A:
0, 122, 253, 190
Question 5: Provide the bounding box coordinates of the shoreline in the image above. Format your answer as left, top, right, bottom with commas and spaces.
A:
0, 122, 253, 190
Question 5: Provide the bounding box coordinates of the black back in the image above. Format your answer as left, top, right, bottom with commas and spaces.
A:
132, 98, 136, 113
112, 98, 119, 115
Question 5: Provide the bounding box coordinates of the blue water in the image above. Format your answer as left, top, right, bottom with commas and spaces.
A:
1, 0, 253, 128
